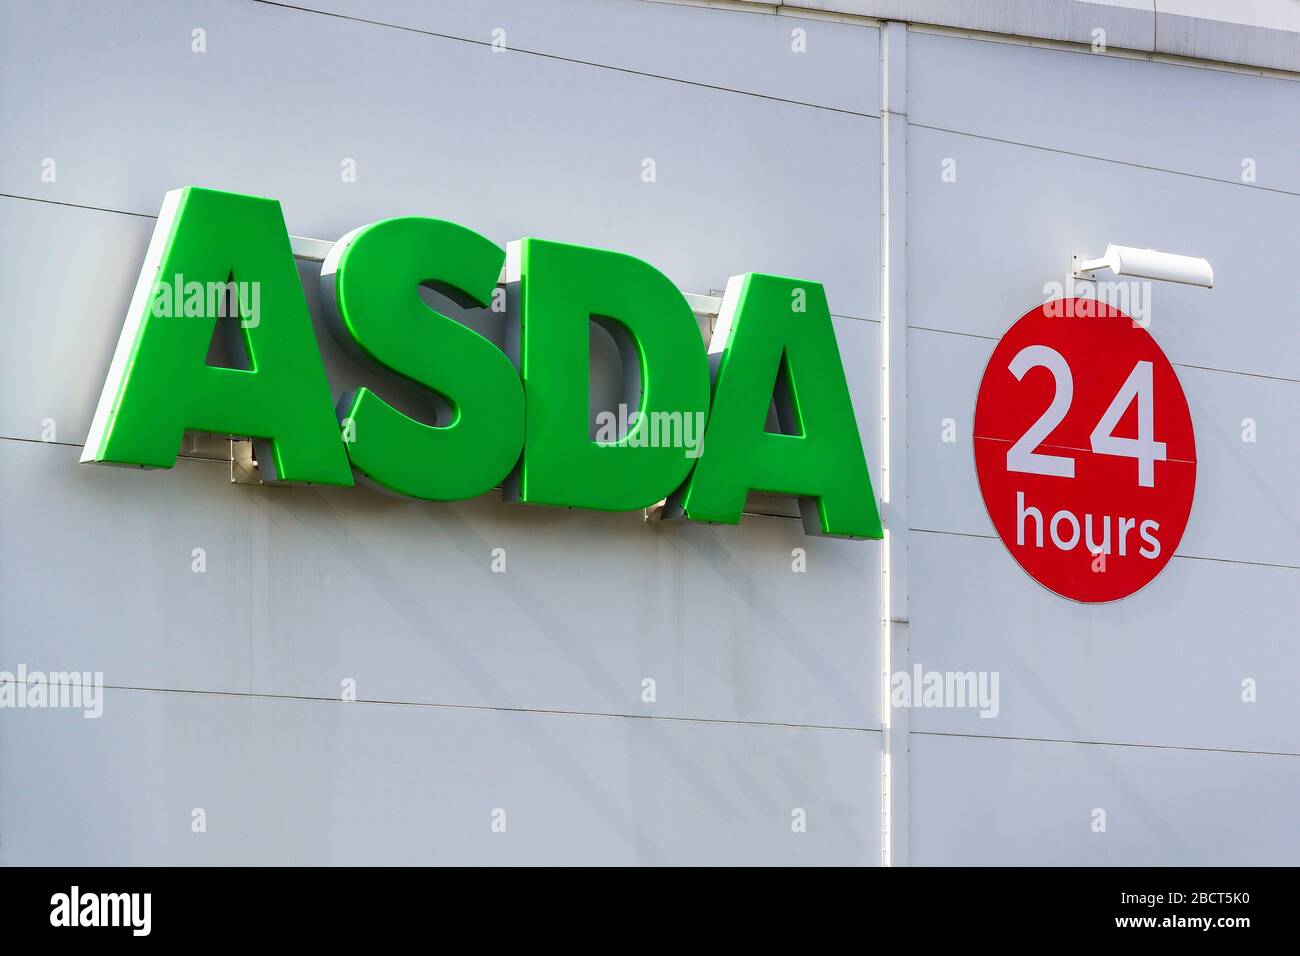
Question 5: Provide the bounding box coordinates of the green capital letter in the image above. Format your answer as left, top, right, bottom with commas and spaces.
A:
674, 273, 882, 539
508, 238, 709, 511
321, 217, 524, 500
82, 187, 352, 485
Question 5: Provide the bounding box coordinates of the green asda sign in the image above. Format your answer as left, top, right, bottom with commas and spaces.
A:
84, 187, 881, 539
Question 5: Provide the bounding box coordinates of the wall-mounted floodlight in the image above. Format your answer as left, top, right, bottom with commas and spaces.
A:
1072, 244, 1213, 288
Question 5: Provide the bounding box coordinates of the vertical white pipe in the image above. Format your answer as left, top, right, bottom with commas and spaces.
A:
879, 19, 910, 868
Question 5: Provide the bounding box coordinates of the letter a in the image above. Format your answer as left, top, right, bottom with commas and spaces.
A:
82, 187, 352, 485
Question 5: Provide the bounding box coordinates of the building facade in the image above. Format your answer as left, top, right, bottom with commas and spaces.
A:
1, 0, 1297, 865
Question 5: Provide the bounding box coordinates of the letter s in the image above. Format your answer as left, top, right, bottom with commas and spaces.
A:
321, 217, 524, 500
1138, 519, 1161, 559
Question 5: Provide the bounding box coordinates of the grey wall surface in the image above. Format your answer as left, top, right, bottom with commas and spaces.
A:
0, 0, 1296, 865
805, 0, 1300, 73
903, 29, 1300, 865
0, 0, 882, 866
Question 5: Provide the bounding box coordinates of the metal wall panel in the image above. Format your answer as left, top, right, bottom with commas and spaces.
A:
907, 530, 1300, 753
906, 124, 1300, 381
1157, 1, 1300, 72
277, 0, 882, 114
0, 0, 886, 865
0, 0, 881, 320
910, 733, 1300, 865
805, 0, 1300, 74
906, 327, 1300, 568
0, 440, 881, 730
899, 32, 1299, 868
4, 1, 1297, 867
0, 688, 879, 865
805, 1, 1157, 54
908, 31, 1300, 195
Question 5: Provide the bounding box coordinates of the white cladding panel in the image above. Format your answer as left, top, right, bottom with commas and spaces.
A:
909, 733, 1300, 866
902, 23, 1299, 868
0, 0, 880, 321
0, 0, 1296, 865
0, 689, 878, 866
277, 0, 883, 114
906, 122, 1300, 382
0, 440, 881, 730
907, 530, 1300, 753
907, 31, 1300, 195
905, 326, 1300, 568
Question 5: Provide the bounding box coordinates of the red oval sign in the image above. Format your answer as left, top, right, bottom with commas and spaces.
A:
973, 299, 1196, 603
